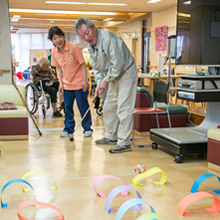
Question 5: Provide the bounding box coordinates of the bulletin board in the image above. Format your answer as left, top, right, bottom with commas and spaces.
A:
29, 49, 50, 66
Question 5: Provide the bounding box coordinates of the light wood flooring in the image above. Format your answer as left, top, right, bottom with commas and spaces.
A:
0, 80, 220, 220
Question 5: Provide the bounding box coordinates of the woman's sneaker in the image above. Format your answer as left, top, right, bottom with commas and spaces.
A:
84, 130, 93, 137
60, 131, 69, 137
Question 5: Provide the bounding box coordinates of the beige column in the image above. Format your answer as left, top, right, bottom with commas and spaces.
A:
0, 0, 12, 84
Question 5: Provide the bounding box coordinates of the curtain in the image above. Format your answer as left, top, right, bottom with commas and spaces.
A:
11, 32, 87, 72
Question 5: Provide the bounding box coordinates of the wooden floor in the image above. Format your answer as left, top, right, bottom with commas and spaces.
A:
0, 80, 220, 220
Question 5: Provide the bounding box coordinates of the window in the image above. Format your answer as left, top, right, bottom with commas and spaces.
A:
11, 32, 84, 72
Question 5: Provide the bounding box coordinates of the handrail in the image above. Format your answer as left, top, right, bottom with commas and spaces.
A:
0, 69, 10, 72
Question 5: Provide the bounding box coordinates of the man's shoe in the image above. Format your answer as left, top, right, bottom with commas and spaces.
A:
53, 110, 62, 117
84, 130, 93, 137
60, 131, 69, 137
109, 144, 131, 153
95, 138, 117, 145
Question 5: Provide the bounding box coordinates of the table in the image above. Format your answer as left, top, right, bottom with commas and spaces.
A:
175, 69, 196, 75
138, 73, 180, 95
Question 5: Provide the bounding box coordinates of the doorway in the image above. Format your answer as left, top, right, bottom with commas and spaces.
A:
141, 19, 151, 73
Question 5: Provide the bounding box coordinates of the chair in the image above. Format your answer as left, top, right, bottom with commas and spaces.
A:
207, 126, 220, 171
132, 81, 171, 147
0, 85, 28, 140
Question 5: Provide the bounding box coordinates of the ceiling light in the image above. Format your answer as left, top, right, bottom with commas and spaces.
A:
11, 18, 19, 22
11, 15, 20, 22
49, 24, 75, 26
45, 1, 86, 4
88, 3, 127, 6
9, 9, 116, 15
45, 1, 127, 6
183, 1, 191, 4
146, 0, 162, 3
103, 18, 113, 21
178, 13, 190, 17
19, 17, 77, 22
36, 14, 68, 16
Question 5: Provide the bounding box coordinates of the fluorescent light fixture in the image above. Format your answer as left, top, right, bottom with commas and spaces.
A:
36, 14, 68, 16
178, 13, 190, 17
146, 0, 162, 3
11, 15, 20, 22
11, 18, 19, 22
45, 1, 86, 4
12, 15, 20, 19
103, 18, 113, 21
88, 3, 127, 6
45, 1, 127, 6
9, 9, 116, 15
20, 17, 77, 22
183, 1, 191, 4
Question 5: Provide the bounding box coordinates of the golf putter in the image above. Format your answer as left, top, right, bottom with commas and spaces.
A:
69, 96, 98, 142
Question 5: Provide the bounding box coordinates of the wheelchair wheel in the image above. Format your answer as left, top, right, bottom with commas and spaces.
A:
46, 96, 50, 110
25, 83, 38, 114
42, 105, 46, 118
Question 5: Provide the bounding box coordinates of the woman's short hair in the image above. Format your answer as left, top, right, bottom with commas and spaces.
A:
75, 17, 95, 35
48, 26, 65, 41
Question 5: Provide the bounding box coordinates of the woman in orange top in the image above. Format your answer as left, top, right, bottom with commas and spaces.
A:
48, 26, 93, 139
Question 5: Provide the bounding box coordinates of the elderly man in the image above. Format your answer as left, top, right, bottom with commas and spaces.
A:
75, 17, 137, 153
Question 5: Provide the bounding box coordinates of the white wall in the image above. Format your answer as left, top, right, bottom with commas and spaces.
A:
0, 0, 12, 84
116, 21, 143, 67
150, 7, 177, 67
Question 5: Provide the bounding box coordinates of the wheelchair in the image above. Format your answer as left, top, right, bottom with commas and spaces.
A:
25, 66, 64, 117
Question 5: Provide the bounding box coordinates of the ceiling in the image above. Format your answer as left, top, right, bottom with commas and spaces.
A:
8, 0, 177, 34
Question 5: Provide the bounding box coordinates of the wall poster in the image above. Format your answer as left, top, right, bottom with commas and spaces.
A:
29, 49, 50, 66
155, 26, 168, 52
